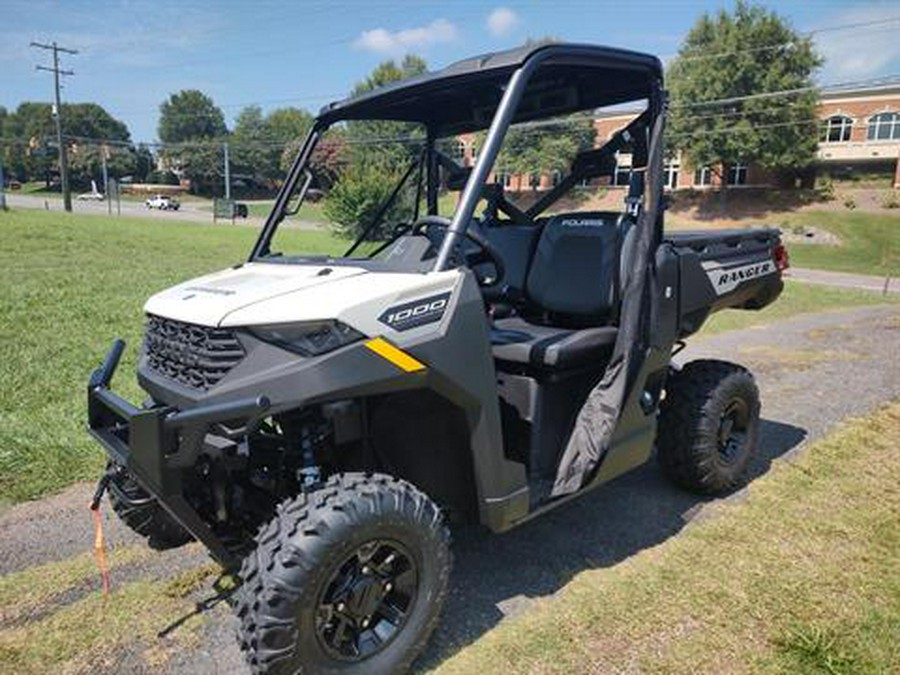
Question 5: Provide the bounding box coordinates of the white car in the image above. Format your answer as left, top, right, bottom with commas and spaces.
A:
76, 191, 104, 201
146, 195, 180, 211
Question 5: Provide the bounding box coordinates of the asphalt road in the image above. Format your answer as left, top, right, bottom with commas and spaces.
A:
5, 192, 216, 223
788, 267, 898, 294
1, 303, 898, 673
5, 192, 327, 230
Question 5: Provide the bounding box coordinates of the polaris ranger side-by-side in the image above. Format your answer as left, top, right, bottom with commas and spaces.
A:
87, 43, 787, 674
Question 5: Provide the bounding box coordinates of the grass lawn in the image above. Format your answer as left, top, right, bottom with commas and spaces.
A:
780, 211, 899, 276
436, 402, 900, 674
0, 545, 224, 674
194, 199, 328, 223
699, 279, 898, 336
17, 182, 57, 196
0, 209, 896, 505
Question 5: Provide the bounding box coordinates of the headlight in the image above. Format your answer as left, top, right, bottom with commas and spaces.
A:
248, 320, 365, 356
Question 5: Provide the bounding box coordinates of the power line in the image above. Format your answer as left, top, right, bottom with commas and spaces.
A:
664, 14, 900, 63
6, 71, 898, 152
671, 74, 900, 110
13, 16, 898, 135
30, 40, 78, 211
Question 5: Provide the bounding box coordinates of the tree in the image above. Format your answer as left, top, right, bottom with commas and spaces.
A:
65, 103, 131, 142
134, 144, 154, 183
346, 55, 429, 172
667, 1, 821, 183
157, 90, 226, 193
231, 105, 271, 181
68, 144, 136, 188
492, 117, 596, 181
322, 163, 405, 240
158, 90, 226, 143
352, 55, 428, 95
232, 105, 315, 184
2, 102, 60, 184
63, 103, 133, 187
322, 56, 428, 237
280, 126, 348, 189
266, 107, 314, 145
0, 102, 133, 186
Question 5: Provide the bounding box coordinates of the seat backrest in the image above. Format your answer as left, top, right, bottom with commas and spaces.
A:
525, 212, 620, 324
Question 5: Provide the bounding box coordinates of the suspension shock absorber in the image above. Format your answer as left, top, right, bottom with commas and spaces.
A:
298, 427, 322, 490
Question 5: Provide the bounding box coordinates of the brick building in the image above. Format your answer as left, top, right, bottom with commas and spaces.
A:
454, 83, 900, 191
817, 83, 900, 187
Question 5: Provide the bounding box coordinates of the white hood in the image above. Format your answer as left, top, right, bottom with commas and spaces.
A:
143, 263, 367, 326
143, 262, 462, 343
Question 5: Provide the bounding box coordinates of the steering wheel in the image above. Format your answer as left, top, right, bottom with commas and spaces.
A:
411, 215, 506, 287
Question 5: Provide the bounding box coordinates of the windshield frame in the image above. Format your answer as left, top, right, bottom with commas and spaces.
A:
249, 45, 664, 269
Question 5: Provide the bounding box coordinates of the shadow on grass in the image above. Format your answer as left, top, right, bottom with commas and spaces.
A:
416, 417, 806, 671
668, 188, 822, 223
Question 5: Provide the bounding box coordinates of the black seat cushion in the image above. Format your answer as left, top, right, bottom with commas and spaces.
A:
491, 317, 617, 369
525, 212, 620, 322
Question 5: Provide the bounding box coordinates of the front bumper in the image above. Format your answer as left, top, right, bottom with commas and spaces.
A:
87, 339, 269, 567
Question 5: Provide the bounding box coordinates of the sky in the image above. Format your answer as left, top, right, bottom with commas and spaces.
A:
2, 0, 899, 143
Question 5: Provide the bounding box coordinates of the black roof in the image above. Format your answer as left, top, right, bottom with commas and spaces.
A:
318, 43, 663, 135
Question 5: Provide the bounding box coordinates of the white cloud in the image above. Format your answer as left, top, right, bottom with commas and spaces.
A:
812, 3, 900, 81
354, 19, 458, 55
486, 7, 520, 38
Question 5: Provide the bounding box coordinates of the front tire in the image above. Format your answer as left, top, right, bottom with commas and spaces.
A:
657, 360, 761, 495
234, 473, 452, 675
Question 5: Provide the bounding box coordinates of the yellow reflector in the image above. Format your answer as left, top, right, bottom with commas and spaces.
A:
365, 338, 426, 373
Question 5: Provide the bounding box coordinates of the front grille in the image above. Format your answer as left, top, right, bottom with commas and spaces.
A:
144, 315, 245, 390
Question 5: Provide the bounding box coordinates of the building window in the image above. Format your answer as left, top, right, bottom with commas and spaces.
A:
529, 173, 541, 189
613, 161, 631, 186
551, 170, 563, 187
452, 140, 466, 160
867, 112, 900, 141
694, 166, 712, 187
820, 115, 853, 143
727, 163, 748, 186
663, 160, 680, 189
496, 172, 512, 188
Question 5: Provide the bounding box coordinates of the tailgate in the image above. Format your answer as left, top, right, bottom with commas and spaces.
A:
666, 228, 784, 336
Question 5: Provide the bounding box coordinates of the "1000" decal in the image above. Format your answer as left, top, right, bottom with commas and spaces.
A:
378, 292, 452, 331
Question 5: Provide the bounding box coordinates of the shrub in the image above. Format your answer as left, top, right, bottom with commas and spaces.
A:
881, 191, 900, 209
323, 165, 413, 240
842, 195, 857, 210
816, 177, 835, 202
146, 170, 180, 186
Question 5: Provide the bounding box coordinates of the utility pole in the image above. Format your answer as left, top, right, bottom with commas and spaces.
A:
101, 145, 110, 215
31, 41, 77, 212
223, 141, 231, 200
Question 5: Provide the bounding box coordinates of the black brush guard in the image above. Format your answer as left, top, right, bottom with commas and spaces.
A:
87, 339, 270, 568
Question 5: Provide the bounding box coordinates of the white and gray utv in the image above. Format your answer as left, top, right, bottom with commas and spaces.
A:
87, 43, 787, 674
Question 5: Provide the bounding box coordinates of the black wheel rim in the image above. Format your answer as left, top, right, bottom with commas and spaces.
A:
717, 398, 750, 464
315, 539, 418, 662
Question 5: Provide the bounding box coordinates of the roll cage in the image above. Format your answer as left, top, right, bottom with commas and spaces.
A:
250, 42, 665, 268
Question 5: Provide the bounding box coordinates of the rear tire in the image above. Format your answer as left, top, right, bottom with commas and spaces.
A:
657, 360, 760, 495
234, 473, 451, 675
107, 466, 192, 550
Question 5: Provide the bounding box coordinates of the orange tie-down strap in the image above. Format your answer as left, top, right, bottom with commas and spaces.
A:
90, 503, 111, 597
